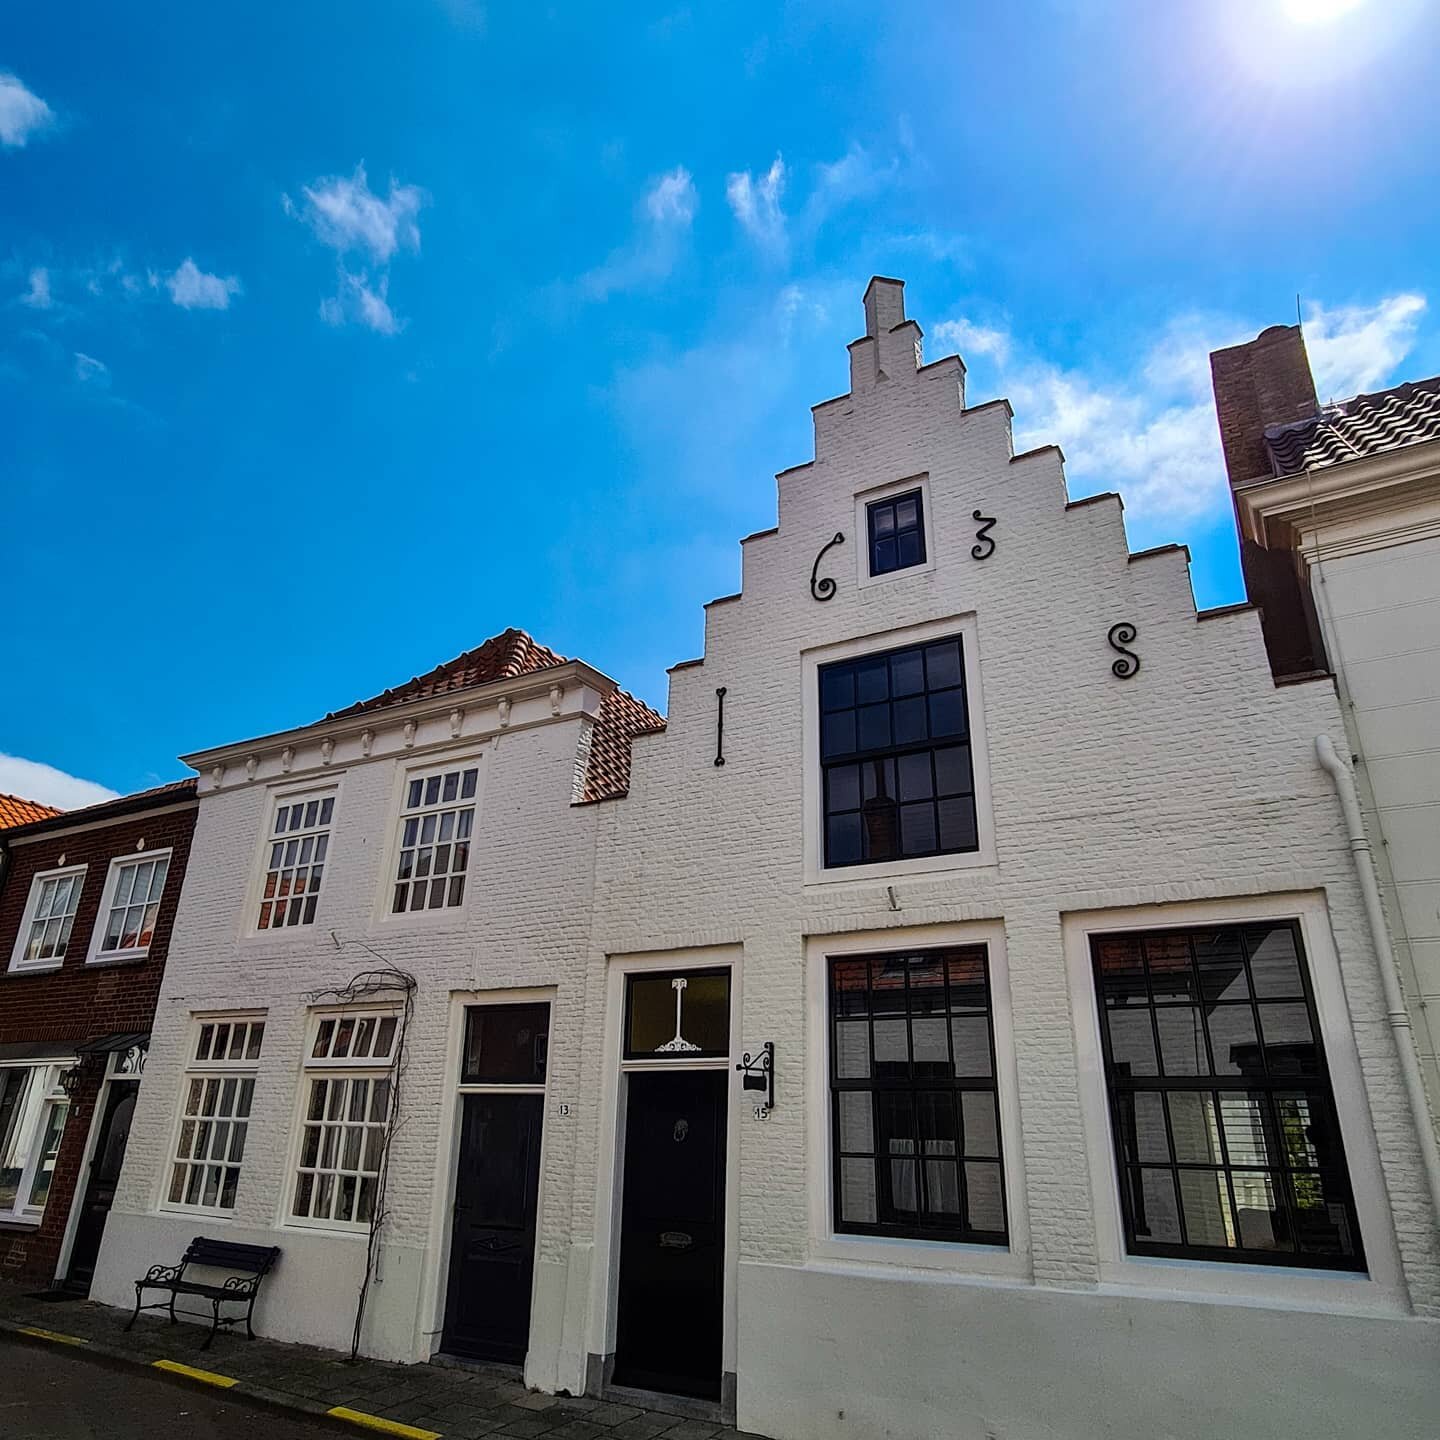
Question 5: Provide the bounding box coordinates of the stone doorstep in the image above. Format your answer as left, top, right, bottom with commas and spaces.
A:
0, 1301, 766, 1440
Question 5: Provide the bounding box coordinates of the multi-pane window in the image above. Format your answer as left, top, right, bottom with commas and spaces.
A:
1092, 922, 1364, 1270
867, 489, 926, 576
10, 867, 86, 971
167, 1018, 264, 1212
0, 1065, 70, 1221
93, 853, 170, 959
820, 638, 978, 868
259, 793, 334, 930
391, 765, 477, 914
291, 1010, 398, 1228
829, 948, 1006, 1245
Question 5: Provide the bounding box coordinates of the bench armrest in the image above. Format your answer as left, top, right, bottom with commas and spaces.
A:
140, 1265, 181, 1285
223, 1276, 259, 1296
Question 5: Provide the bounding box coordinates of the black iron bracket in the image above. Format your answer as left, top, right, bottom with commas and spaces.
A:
971, 510, 997, 560
810, 532, 845, 601
736, 1041, 775, 1110
1108, 622, 1140, 679
713, 687, 727, 767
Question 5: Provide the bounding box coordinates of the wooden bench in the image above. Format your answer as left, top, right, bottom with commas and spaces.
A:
127, 1237, 280, 1349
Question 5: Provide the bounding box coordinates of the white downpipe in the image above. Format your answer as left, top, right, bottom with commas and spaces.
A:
1316, 732, 1440, 1230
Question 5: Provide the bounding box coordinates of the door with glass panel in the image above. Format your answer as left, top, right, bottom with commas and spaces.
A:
442, 1003, 549, 1364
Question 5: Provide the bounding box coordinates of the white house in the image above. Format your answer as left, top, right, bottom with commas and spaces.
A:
97, 280, 1440, 1440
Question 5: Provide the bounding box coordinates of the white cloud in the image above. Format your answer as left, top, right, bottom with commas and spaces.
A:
73, 351, 109, 385
940, 290, 1428, 536
19, 266, 51, 309
287, 163, 423, 264
0, 752, 118, 810
579, 167, 698, 301
0, 72, 54, 148
1304, 293, 1426, 398
320, 270, 401, 335
166, 257, 241, 311
726, 154, 787, 257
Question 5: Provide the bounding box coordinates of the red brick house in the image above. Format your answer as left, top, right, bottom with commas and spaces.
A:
0, 780, 197, 1288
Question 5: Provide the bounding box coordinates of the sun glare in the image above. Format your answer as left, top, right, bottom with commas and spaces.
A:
1280, 0, 1368, 24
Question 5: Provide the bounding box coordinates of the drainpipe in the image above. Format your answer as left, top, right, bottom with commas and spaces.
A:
1316, 733, 1440, 1229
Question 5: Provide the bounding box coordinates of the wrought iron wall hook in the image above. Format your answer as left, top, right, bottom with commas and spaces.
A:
971, 510, 997, 560
713, 687, 727, 767
1108, 621, 1140, 679
736, 1041, 775, 1110
810, 531, 845, 601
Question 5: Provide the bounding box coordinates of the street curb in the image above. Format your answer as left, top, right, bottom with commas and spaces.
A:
0, 1320, 442, 1439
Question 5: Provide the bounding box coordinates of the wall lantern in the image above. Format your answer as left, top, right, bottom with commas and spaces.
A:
59, 1065, 85, 1099
736, 1041, 775, 1111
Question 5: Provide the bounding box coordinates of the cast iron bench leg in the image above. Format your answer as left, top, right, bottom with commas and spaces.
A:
246, 1293, 257, 1340
168, 1288, 179, 1325
203, 1299, 221, 1351
126, 1286, 142, 1332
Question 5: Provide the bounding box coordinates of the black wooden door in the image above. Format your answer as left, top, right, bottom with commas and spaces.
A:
442, 1093, 544, 1364
67, 1082, 138, 1290
613, 1070, 727, 1400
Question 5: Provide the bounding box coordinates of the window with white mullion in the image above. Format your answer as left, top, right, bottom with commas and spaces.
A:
0, 1065, 71, 1221
166, 1017, 264, 1213
11, 867, 86, 970
391, 765, 476, 914
96, 854, 170, 958
258, 792, 334, 931
292, 1008, 399, 1229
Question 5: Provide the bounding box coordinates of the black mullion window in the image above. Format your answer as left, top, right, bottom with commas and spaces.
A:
1092, 921, 1365, 1270
829, 946, 1006, 1245
820, 637, 978, 868
867, 489, 926, 576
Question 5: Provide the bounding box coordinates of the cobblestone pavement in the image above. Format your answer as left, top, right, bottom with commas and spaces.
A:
0, 1284, 763, 1440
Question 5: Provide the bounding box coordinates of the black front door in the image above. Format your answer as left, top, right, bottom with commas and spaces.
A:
442, 1092, 544, 1364
613, 1070, 727, 1401
67, 1082, 138, 1290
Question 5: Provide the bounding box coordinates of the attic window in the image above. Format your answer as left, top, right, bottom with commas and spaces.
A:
867, 489, 926, 576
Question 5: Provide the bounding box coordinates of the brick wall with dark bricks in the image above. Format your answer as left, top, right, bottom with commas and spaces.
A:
0, 800, 196, 1283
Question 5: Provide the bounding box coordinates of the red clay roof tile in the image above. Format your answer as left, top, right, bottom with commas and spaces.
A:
0, 792, 63, 830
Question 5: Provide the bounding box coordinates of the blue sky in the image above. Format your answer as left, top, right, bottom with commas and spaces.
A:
4, 0, 1438, 805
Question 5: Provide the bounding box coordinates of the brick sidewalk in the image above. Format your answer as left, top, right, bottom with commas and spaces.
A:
0, 1284, 762, 1440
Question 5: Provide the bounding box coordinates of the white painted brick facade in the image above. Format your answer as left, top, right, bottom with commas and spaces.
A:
96, 280, 1440, 1440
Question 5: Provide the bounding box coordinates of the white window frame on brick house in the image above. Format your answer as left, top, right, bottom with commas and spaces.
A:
377, 754, 485, 924
0, 1062, 72, 1225
804, 920, 1029, 1278
284, 1007, 400, 1234
8, 864, 88, 974
85, 848, 172, 965
1063, 891, 1410, 1316
854, 473, 936, 591
252, 787, 337, 934
162, 1014, 266, 1217
802, 613, 996, 886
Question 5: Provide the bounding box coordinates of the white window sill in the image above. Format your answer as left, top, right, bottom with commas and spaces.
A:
0, 1214, 43, 1231
812, 1231, 1026, 1280
281, 1219, 369, 1240
4, 963, 64, 978
156, 1204, 236, 1222
85, 950, 150, 968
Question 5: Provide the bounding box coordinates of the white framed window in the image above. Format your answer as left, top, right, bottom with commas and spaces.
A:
165, 1016, 265, 1213
0, 1064, 71, 1223
289, 1009, 398, 1230
8, 865, 87, 973
87, 850, 172, 963
257, 791, 334, 931
389, 763, 476, 915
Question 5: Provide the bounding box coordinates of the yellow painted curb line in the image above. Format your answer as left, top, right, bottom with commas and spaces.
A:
326, 1405, 441, 1440
152, 1358, 239, 1388
17, 1325, 89, 1347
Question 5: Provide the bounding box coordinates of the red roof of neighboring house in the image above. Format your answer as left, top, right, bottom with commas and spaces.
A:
0, 793, 63, 830
1, 779, 198, 839
328, 627, 666, 804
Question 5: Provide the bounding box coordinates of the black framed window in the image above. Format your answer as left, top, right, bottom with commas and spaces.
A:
820, 636, 978, 868
829, 947, 1006, 1245
1092, 922, 1365, 1271
867, 489, 926, 576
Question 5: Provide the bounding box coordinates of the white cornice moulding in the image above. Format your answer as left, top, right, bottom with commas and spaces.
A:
184, 660, 616, 796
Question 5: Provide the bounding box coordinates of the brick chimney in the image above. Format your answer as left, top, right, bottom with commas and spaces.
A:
1209, 325, 1328, 681
849, 277, 929, 395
